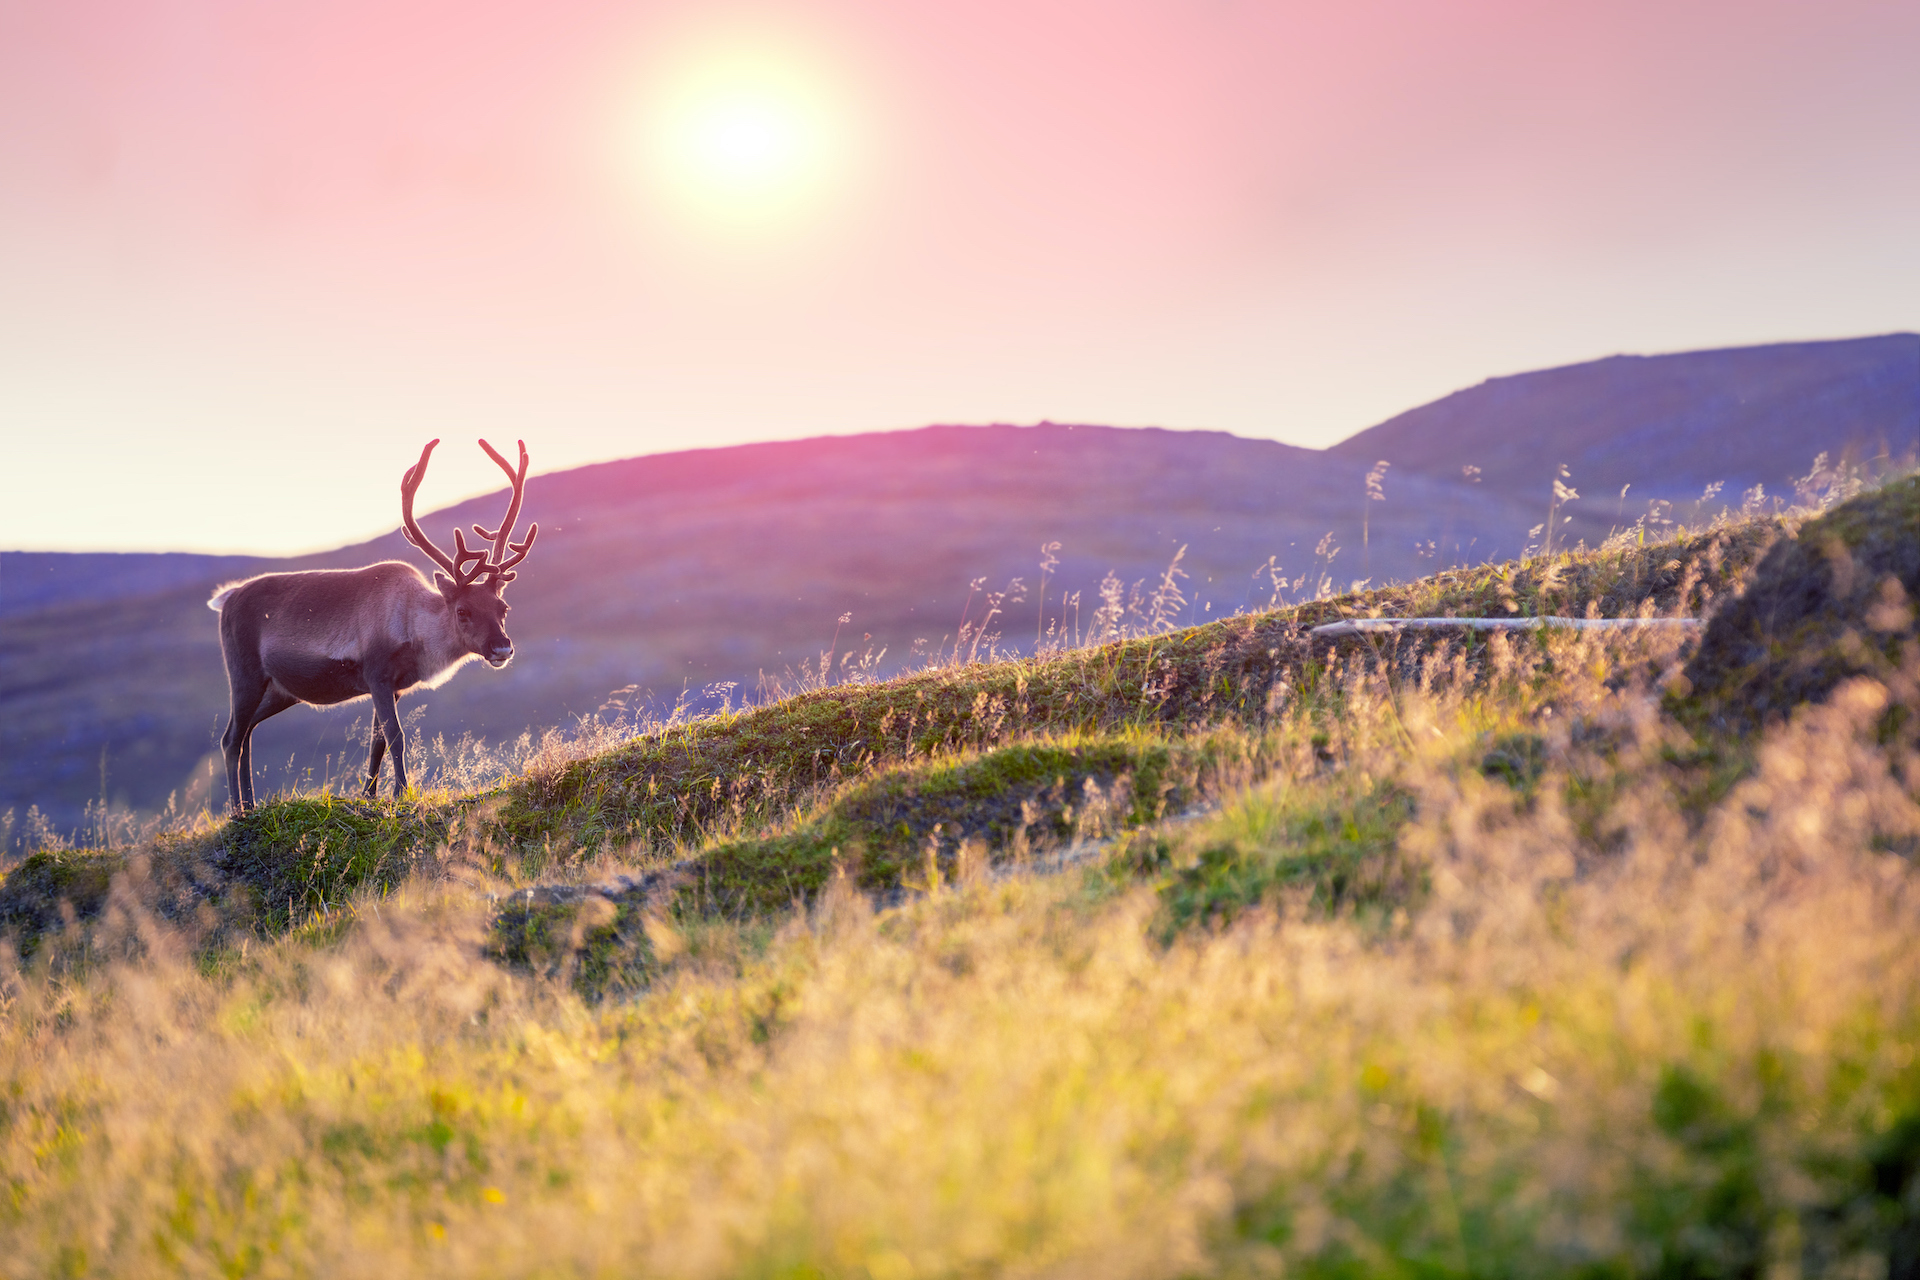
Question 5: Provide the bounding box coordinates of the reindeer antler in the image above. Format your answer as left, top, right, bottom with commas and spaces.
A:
400, 439, 468, 583
400, 438, 534, 588
472, 438, 539, 586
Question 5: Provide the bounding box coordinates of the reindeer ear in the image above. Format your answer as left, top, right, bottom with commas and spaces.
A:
433, 572, 458, 599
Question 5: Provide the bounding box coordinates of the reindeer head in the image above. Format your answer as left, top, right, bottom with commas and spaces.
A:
400, 438, 539, 667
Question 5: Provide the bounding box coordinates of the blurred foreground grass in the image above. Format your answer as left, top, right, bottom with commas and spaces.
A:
2, 493, 1918, 1277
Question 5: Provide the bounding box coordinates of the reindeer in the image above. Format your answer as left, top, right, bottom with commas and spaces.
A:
208, 439, 538, 813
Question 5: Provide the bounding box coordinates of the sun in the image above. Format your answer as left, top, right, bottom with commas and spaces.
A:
621, 34, 861, 240
674, 87, 812, 195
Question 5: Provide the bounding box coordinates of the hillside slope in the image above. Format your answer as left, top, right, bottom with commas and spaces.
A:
3, 511, 1791, 957
4, 424, 1530, 829
5, 334, 1915, 834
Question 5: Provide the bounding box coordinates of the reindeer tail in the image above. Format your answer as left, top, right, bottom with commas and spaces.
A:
207, 584, 239, 612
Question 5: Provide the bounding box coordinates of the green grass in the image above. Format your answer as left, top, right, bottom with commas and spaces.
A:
1145, 777, 1421, 936
486, 894, 657, 1002
0, 847, 120, 959
495, 518, 1781, 858
0, 519, 1787, 967
218, 795, 452, 931
689, 732, 1217, 915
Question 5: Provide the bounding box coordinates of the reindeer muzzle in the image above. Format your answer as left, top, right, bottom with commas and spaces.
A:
486, 645, 514, 667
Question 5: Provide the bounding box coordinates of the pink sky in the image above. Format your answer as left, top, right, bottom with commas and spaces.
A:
2, 0, 1916, 553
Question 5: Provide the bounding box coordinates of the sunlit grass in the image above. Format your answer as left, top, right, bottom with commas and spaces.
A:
2, 495, 1916, 1275
3, 648, 1916, 1275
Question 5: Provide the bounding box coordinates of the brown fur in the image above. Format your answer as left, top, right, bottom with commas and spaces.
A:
209, 440, 536, 812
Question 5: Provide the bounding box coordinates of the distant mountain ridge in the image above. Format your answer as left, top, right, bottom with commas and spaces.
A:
1331, 333, 1919, 521
4, 333, 1916, 836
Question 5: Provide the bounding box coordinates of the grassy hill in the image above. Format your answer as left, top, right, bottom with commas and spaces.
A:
3, 478, 1917, 1276
1, 422, 1539, 835
7, 333, 1915, 838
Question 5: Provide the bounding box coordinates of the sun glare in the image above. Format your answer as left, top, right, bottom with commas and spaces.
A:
678, 94, 809, 192
622, 33, 862, 242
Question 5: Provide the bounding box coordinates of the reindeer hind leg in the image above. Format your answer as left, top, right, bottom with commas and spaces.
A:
239, 688, 299, 810
221, 672, 277, 815
222, 691, 261, 814
218, 607, 275, 815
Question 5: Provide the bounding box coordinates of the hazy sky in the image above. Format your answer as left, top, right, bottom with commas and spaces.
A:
3, 0, 1917, 554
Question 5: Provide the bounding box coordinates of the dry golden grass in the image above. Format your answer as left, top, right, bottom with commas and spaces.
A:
3, 599, 1917, 1277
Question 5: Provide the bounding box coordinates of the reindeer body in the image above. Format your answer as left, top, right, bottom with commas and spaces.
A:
210, 441, 537, 812
214, 563, 479, 704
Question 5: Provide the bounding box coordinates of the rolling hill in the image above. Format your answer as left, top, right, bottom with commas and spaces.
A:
1329, 332, 1920, 532
4, 332, 1915, 837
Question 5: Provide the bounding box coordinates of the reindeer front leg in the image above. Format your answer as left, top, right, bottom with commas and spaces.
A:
368, 684, 409, 800
362, 719, 388, 798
